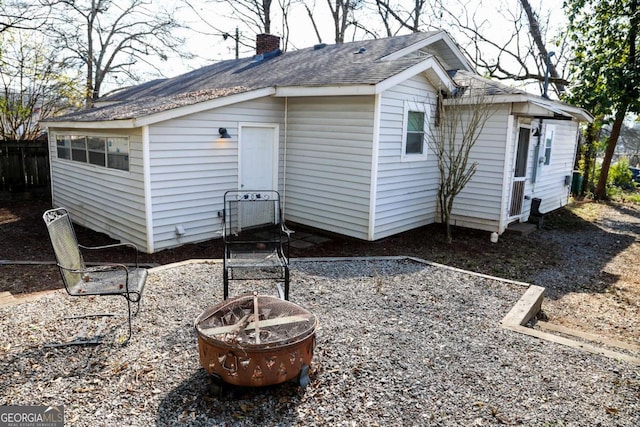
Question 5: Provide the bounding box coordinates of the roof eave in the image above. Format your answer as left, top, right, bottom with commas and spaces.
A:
39, 119, 137, 129
275, 85, 376, 97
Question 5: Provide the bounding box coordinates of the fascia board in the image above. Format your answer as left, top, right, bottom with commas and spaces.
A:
375, 57, 455, 93
528, 99, 593, 123
135, 87, 276, 126
39, 119, 137, 129
274, 85, 376, 97
442, 94, 530, 106
380, 32, 446, 61
380, 31, 475, 72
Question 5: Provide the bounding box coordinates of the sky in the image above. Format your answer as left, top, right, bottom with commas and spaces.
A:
110, 0, 569, 94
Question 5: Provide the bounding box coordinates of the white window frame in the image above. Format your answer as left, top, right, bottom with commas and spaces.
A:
401, 100, 430, 162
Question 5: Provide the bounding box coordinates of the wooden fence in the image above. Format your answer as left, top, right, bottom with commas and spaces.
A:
0, 140, 50, 192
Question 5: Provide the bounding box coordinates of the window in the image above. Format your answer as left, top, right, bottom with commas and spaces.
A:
87, 137, 106, 166
71, 136, 87, 162
543, 125, 555, 166
402, 101, 429, 161
56, 134, 129, 171
107, 137, 129, 171
56, 136, 71, 159
406, 111, 425, 154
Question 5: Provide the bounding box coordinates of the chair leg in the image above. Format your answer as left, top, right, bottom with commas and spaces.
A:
131, 294, 142, 317
119, 296, 133, 346
284, 267, 290, 301
223, 268, 229, 300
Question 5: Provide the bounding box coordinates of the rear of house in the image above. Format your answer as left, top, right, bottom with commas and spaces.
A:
41, 31, 591, 253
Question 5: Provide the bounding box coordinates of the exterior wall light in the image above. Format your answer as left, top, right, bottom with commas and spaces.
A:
219, 128, 231, 139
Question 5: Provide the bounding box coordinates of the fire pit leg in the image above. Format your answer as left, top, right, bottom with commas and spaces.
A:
298, 364, 311, 388
208, 374, 225, 398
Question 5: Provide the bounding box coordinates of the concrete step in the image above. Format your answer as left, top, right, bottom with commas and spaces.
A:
507, 222, 538, 235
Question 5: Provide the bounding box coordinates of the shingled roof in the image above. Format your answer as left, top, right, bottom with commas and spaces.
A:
450, 70, 593, 122
46, 31, 453, 123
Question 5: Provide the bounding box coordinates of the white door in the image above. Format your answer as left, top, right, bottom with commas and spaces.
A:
239, 124, 278, 191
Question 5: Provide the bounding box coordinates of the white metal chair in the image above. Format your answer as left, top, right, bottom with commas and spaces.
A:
42, 207, 147, 346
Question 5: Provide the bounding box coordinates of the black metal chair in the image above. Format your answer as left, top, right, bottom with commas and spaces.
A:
42, 207, 147, 346
222, 190, 291, 300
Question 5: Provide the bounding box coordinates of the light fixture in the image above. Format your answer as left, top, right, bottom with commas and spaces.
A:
218, 128, 231, 139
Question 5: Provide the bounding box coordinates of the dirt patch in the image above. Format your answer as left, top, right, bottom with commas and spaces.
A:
1, 190, 638, 346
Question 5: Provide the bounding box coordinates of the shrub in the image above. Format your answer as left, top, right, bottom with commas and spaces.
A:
608, 158, 634, 189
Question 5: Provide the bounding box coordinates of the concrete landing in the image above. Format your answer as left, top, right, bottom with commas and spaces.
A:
507, 222, 538, 235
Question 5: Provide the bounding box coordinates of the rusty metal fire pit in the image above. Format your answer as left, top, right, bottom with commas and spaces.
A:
195, 293, 317, 389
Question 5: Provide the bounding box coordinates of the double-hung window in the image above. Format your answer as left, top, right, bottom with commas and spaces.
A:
402, 101, 429, 161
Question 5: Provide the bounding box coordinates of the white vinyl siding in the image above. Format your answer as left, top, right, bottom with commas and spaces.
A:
147, 96, 285, 251
527, 119, 578, 216
445, 104, 511, 232
284, 96, 375, 239
375, 75, 439, 239
48, 128, 147, 249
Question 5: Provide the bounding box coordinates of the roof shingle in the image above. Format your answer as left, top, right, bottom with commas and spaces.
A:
49, 32, 443, 122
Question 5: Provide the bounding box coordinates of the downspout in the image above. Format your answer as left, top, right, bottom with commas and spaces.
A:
532, 118, 544, 184
368, 94, 381, 241
47, 130, 55, 206
142, 125, 154, 253
283, 96, 288, 214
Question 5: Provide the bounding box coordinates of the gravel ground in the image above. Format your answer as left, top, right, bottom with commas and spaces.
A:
531, 203, 640, 346
1, 259, 639, 426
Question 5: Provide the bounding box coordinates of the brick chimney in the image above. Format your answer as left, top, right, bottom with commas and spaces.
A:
256, 34, 280, 55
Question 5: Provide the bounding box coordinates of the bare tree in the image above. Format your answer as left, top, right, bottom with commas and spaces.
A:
210, 0, 275, 34
185, 0, 301, 53
519, 0, 564, 93
429, 88, 496, 243
374, 0, 431, 34
326, 0, 363, 43
39, 0, 187, 108
302, 0, 325, 43
0, 0, 50, 33
0, 29, 82, 140
433, 0, 569, 98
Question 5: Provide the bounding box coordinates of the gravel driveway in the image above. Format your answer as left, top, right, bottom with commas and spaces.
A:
1, 259, 638, 426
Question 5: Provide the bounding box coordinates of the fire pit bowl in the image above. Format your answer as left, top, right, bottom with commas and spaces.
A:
195, 294, 317, 388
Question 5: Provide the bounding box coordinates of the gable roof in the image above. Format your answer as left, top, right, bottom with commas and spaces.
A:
42, 31, 461, 126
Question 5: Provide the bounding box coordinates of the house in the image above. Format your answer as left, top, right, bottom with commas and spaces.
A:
40, 31, 592, 253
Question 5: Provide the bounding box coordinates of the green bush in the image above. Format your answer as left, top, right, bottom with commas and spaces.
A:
608, 158, 634, 189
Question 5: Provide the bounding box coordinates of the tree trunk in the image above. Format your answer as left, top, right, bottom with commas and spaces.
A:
594, 106, 628, 199
519, 0, 565, 94
580, 122, 595, 197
